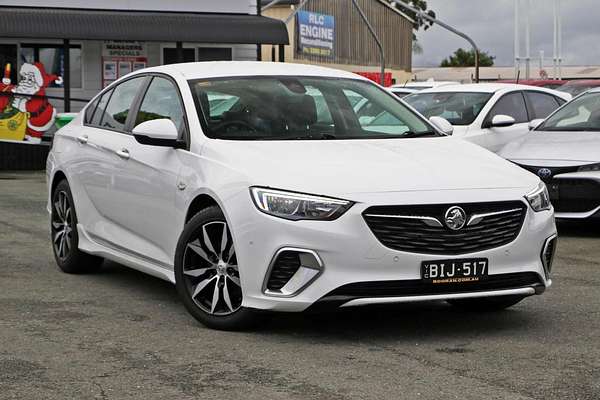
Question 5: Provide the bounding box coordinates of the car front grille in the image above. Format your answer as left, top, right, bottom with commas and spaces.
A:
547, 178, 600, 213
320, 272, 542, 300
363, 201, 527, 255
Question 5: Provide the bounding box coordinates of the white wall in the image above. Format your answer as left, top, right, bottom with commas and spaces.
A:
0, 0, 257, 14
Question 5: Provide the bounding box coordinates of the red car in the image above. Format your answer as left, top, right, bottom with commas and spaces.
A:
554, 80, 600, 96
498, 79, 567, 90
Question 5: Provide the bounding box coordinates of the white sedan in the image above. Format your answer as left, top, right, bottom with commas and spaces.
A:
47, 62, 556, 330
404, 83, 571, 152
499, 88, 600, 220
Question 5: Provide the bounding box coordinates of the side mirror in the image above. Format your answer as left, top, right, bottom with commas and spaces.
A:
528, 118, 544, 130
429, 116, 454, 136
490, 114, 516, 128
132, 119, 183, 148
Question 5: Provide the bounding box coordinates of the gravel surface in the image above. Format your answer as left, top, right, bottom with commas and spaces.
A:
1, 172, 598, 400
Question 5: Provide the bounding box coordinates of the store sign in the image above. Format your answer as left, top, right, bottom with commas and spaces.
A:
297, 11, 335, 57
102, 41, 147, 58
101, 41, 147, 87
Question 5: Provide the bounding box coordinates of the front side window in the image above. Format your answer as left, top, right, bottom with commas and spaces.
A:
404, 92, 492, 125
538, 92, 600, 132
135, 77, 185, 133
101, 77, 145, 131
486, 92, 528, 123
189, 77, 435, 140
526, 92, 561, 119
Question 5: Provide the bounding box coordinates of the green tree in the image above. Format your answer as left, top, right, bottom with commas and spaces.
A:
391, 1, 436, 53
440, 48, 495, 67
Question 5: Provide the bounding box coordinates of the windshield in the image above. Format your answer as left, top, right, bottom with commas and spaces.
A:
538, 92, 600, 132
404, 92, 492, 125
189, 77, 436, 140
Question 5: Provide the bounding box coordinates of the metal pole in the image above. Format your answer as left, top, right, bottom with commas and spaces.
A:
63, 39, 70, 112
395, 1, 481, 82
256, 0, 262, 61
557, 0, 562, 80
553, 0, 557, 79
525, 0, 530, 79
176, 41, 184, 63
351, 0, 385, 85
262, 0, 283, 12
514, 0, 520, 78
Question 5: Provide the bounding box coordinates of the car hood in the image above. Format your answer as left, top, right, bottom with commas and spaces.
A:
499, 131, 600, 165
203, 137, 538, 197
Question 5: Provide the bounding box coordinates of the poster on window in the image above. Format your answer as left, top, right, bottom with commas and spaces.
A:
296, 10, 335, 57
132, 61, 146, 72
103, 61, 117, 81
118, 61, 132, 78
0, 62, 60, 144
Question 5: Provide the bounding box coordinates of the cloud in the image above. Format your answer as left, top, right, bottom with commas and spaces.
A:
413, 0, 598, 67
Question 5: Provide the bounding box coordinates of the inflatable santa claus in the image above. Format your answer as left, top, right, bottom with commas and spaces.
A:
10, 62, 61, 143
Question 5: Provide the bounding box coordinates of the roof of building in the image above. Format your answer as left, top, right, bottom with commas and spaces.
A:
0, 7, 289, 44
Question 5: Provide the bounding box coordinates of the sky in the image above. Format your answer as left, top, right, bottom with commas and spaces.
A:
412, 0, 599, 67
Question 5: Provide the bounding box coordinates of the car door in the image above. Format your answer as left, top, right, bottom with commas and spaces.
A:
76, 76, 148, 244
108, 75, 188, 266
479, 91, 530, 152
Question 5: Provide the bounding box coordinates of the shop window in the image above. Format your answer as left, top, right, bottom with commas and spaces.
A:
0, 44, 18, 84
163, 48, 195, 65
20, 44, 82, 88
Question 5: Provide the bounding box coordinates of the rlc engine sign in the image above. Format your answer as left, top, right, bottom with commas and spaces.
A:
297, 11, 335, 57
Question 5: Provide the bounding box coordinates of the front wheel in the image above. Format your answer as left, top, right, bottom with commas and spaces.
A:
447, 295, 526, 311
174, 206, 258, 330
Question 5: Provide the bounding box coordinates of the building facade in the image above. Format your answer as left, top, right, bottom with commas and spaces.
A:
262, 0, 413, 85
0, 0, 288, 168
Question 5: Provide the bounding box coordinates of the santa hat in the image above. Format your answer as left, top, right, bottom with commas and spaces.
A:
20, 62, 59, 88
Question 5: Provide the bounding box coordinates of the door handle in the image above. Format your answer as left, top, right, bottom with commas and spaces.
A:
116, 148, 130, 160
77, 135, 88, 144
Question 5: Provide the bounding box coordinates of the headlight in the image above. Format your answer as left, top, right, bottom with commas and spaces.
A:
250, 187, 353, 221
578, 163, 600, 172
525, 182, 551, 212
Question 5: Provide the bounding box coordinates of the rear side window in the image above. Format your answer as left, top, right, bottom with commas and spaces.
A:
84, 97, 100, 124
90, 89, 113, 126
526, 92, 561, 119
487, 92, 528, 123
100, 77, 145, 131
135, 77, 186, 133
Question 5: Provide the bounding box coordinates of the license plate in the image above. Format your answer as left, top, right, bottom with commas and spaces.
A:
421, 258, 488, 284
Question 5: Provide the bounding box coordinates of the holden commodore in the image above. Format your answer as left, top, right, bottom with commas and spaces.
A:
47, 62, 557, 330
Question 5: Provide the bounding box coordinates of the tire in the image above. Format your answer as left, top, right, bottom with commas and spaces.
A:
175, 206, 258, 330
51, 179, 104, 274
447, 295, 526, 311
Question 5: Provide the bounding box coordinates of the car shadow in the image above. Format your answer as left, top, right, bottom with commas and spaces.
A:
91, 261, 551, 342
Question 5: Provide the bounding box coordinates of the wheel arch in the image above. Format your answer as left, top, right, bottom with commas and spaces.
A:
185, 193, 220, 223
50, 170, 68, 195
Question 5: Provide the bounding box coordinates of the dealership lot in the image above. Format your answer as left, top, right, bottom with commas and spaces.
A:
1, 172, 599, 400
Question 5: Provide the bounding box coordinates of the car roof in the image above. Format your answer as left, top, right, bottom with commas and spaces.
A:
561, 79, 600, 86
136, 61, 367, 81
413, 83, 571, 99
396, 81, 459, 88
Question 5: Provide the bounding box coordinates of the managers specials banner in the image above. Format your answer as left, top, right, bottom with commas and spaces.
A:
297, 11, 335, 57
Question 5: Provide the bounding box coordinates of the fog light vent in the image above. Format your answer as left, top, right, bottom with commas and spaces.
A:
264, 248, 323, 296
541, 235, 557, 277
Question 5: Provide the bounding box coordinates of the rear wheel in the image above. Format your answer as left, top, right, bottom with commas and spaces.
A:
447, 295, 526, 311
51, 179, 103, 273
175, 206, 258, 330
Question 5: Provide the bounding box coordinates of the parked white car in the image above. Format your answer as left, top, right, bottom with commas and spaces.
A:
499, 88, 600, 220
393, 80, 460, 91
404, 83, 572, 152
47, 62, 556, 330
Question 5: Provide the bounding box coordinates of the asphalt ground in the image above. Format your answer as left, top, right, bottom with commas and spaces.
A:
1, 171, 599, 400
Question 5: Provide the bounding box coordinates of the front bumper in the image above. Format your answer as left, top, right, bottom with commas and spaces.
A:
225, 187, 556, 312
